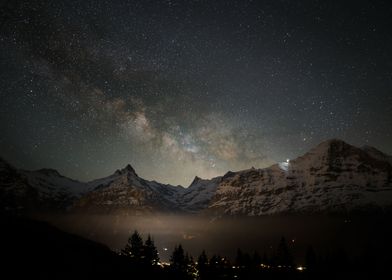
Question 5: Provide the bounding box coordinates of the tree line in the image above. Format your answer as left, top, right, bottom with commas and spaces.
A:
119, 230, 375, 280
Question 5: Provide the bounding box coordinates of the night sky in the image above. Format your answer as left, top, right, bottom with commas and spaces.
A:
1, 0, 391, 186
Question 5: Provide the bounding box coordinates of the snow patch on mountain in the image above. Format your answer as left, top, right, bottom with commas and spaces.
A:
21, 169, 90, 200
178, 176, 221, 211
206, 139, 392, 215
72, 164, 184, 213
1, 139, 392, 215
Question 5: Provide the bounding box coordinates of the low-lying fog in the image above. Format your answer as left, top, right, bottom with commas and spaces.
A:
36, 214, 392, 262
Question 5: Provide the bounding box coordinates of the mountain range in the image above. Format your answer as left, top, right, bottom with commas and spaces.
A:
1, 139, 392, 216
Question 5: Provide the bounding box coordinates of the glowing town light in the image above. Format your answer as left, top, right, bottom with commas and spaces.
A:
296, 266, 306, 271
286, 159, 290, 163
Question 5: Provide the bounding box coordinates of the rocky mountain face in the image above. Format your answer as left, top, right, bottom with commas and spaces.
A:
0, 159, 182, 214
0, 158, 38, 212
206, 139, 392, 215
0, 158, 91, 212
179, 176, 221, 212
73, 164, 182, 214
1, 139, 392, 215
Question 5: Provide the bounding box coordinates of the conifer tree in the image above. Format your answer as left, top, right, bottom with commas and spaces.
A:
197, 250, 209, 279
170, 244, 187, 271
252, 251, 261, 267
262, 253, 270, 266
185, 253, 197, 277
197, 250, 208, 269
276, 237, 294, 267
235, 248, 244, 267
305, 245, 317, 271
144, 234, 159, 266
122, 230, 144, 263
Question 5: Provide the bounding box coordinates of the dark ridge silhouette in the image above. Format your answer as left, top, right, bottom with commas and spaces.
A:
1, 215, 391, 279
0, 215, 131, 279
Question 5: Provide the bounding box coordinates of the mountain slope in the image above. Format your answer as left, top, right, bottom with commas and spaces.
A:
72, 164, 183, 214
20, 169, 91, 209
206, 139, 392, 215
0, 216, 132, 279
179, 176, 222, 212
1, 139, 392, 215
0, 158, 39, 212
0, 158, 184, 214
0, 158, 91, 212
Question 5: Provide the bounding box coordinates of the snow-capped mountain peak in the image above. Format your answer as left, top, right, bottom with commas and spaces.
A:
188, 176, 205, 188
206, 139, 392, 215
361, 145, 392, 164
114, 164, 138, 177
35, 168, 62, 177
1, 139, 392, 216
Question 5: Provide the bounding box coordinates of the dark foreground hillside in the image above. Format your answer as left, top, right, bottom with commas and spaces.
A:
0, 216, 133, 279
1, 215, 391, 280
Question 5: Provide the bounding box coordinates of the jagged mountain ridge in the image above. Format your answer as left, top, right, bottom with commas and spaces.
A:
1, 139, 392, 215
0, 159, 183, 214
207, 139, 392, 215
0, 158, 93, 212
73, 164, 183, 214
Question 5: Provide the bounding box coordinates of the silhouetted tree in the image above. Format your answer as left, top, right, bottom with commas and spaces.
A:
209, 254, 228, 279
262, 253, 270, 266
197, 250, 209, 279
122, 230, 144, 263
170, 244, 195, 279
235, 248, 251, 268
332, 247, 349, 272
198, 250, 208, 268
235, 249, 244, 267
252, 251, 262, 267
144, 234, 159, 266
185, 254, 197, 278
244, 253, 251, 267
275, 237, 294, 267
121, 234, 133, 257
170, 244, 187, 271
305, 245, 317, 271
210, 254, 219, 266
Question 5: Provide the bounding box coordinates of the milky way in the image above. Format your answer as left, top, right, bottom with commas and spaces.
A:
1, 0, 391, 185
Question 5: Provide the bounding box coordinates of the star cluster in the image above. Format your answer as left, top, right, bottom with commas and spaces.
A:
1, 0, 391, 186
